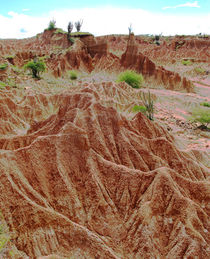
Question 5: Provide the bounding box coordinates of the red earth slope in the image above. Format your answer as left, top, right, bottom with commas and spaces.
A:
0, 83, 209, 258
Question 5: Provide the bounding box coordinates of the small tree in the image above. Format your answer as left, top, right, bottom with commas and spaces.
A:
67, 22, 73, 34
24, 58, 46, 79
48, 19, 56, 30
75, 20, 83, 32
67, 22, 74, 42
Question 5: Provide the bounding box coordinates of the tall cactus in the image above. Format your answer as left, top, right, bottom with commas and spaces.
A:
141, 90, 154, 120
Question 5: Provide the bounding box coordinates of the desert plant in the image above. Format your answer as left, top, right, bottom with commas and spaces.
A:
141, 91, 154, 120
189, 107, 210, 128
128, 24, 132, 35
47, 19, 56, 30
182, 59, 192, 66
69, 70, 77, 80
68, 22, 73, 34
0, 81, 6, 89
200, 102, 210, 108
117, 70, 144, 89
67, 22, 74, 42
132, 105, 147, 113
0, 63, 8, 70
24, 59, 46, 79
75, 20, 83, 32
69, 38, 75, 44
194, 67, 206, 75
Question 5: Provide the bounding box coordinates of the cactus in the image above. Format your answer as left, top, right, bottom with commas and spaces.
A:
141, 90, 154, 120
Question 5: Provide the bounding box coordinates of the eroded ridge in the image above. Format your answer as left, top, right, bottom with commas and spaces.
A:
0, 83, 209, 258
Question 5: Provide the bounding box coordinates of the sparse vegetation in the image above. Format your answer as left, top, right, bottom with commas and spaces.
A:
24, 59, 46, 79
0, 63, 8, 70
0, 211, 10, 255
117, 70, 144, 89
54, 28, 67, 34
189, 107, 210, 128
70, 32, 92, 36
69, 70, 78, 80
141, 91, 154, 120
69, 38, 75, 44
182, 59, 192, 66
47, 19, 56, 30
75, 20, 83, 32
132, 105, 147, 113
194, 67, 206, 75
0, 81, 6, 89
200, 102, 210, 108
39, 55, 50, 62
11, 65, 22, 74
6, 77, 17, 88
132, 91, 154, 120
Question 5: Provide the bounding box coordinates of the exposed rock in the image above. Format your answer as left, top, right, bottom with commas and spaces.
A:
0, 83, 209, 258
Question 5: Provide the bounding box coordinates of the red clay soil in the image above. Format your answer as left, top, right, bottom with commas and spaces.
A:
106, 35, 210, 64
0, 81, 209, 258
0, 31, 194, 92
0, 31, 209, 258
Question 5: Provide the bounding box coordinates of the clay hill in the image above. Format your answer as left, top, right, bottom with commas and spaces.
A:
0, 29, 209, 258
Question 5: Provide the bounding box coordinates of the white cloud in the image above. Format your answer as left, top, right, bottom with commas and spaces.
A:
0, 7, 209, 39
22, 9, 30, 12
162, 1, 200, 10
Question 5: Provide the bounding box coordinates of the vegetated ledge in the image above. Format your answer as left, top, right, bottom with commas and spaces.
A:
70, 32, 94, 37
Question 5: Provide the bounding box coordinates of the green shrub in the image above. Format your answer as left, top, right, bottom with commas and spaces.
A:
182, 59, 192, 66
47, 19, 56, 30
117, 70, 144, 89
0, 81, 6, 89
24, 59, 46, 79
69, 70, 77, 80
132, 105, 147, 113
200, 102, 210, 108
0, 63, 8, 70
189, 107, 210, 127
69, 37, 75, 44
194, 67, 206, 75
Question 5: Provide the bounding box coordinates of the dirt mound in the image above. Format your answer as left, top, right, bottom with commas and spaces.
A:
0, 82, 209, 258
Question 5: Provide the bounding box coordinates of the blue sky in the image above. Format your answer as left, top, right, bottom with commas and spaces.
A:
0, 1, 209, 38
1, 0, 209, 15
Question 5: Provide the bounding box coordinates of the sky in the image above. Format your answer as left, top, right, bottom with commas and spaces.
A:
0, 0, 209, 38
